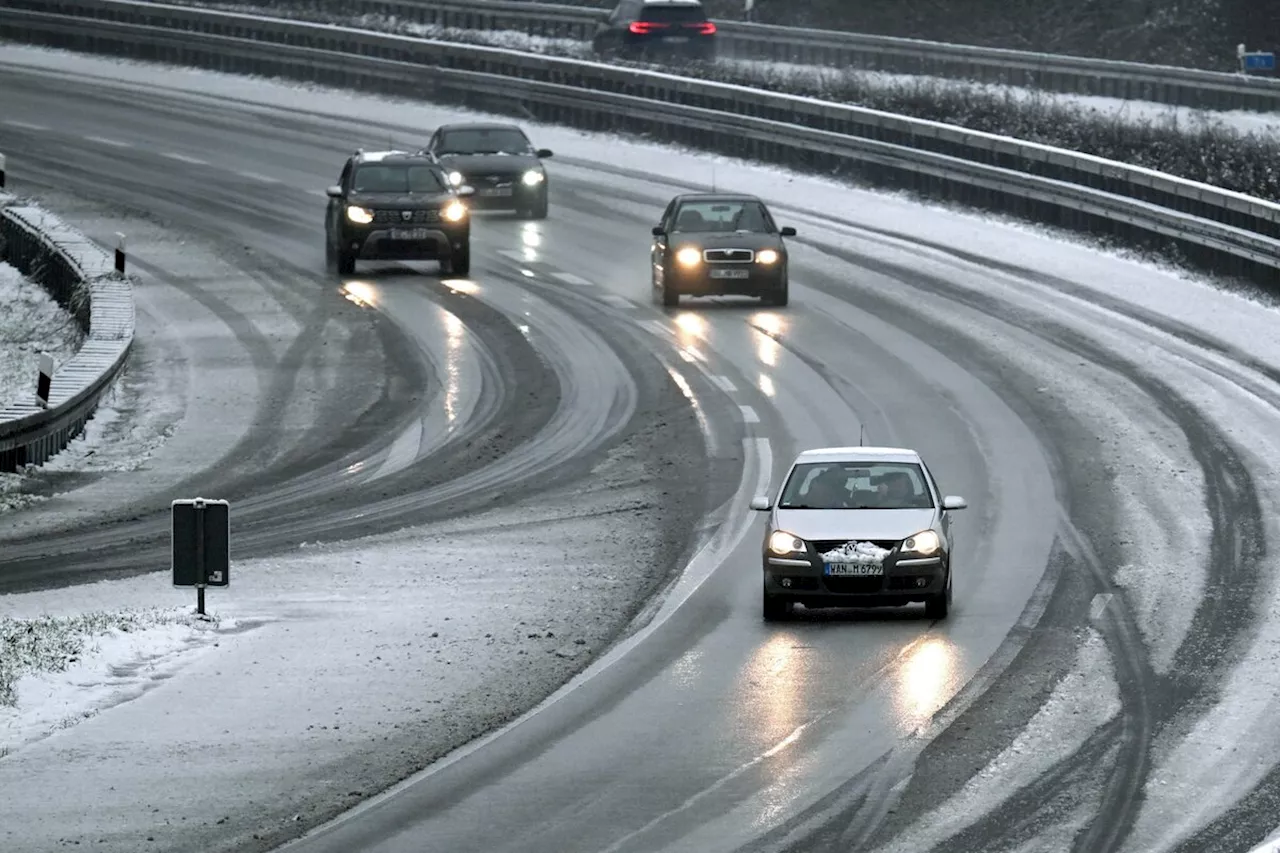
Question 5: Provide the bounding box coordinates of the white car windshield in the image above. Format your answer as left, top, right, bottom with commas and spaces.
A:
778, 462, 934, 510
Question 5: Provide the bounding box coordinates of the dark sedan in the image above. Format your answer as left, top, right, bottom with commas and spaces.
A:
422, 123, 552, 220
651, 193, 795, 307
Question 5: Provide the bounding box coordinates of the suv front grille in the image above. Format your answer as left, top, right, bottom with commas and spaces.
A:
703, 248, 753, 263
810, 539, 901, 555
373, 209, 441, 224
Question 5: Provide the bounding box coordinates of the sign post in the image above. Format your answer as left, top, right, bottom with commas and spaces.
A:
172, 497, 230, 617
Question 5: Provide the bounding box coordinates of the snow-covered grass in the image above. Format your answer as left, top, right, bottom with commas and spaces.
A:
870, 630, 1120, 853
157, 1, 1280, 203
0, 261, 82, 410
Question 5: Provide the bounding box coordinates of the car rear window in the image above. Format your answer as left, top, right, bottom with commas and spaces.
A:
639, 3, 707, 23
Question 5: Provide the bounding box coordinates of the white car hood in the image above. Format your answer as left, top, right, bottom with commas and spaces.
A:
773, 508, 937, 542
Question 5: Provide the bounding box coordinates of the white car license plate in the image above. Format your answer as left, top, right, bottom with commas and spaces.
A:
479, 187, 513, 197
710, 268, 749, 279
825, 562, 883, 577
389, 227, 430, 240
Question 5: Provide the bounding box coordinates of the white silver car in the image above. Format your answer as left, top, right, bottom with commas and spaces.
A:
750, 446, 968, 621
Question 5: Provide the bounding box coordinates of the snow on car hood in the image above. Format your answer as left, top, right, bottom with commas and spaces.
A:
773, 508, 937, 542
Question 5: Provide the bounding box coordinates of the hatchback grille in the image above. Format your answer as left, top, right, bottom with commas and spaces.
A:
373, 209, 440, 224
810, 539, 900, 555
703, 248, 754, 263
824, 577, 884, 594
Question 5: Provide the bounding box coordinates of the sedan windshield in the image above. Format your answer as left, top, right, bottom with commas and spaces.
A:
673, 200, 773, 233
352, 165, 447, 194
436, 128, 532, 155
778, 462, 934, 510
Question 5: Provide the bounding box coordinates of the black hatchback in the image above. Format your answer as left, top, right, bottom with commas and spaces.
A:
591, 0, 717, 61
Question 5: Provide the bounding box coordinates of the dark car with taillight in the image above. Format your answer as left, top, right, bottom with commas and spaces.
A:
592, 0, 717, 61
650, 193, 795, 307
324, 150, 474, 276
750, 447, 969, 622
423, 123, 552, 220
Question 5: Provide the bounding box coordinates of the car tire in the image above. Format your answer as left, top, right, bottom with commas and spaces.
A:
763, 582, 792, 622
444, 246, 471, 277
924, 570, 952, 620
525, 192, 549, 221
763, 275, 789, 307
662, 281, 680, 307
336, 248, 356, 276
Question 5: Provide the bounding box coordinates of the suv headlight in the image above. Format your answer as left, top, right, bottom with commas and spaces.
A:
448, 171, 464, 187
345, 205, 373, 224
768, 530, 805, 556
522, 169, 545, 186
902, 530, 941, 556
442, 200, 467, 222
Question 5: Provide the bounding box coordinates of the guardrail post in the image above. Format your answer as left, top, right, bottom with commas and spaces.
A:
114, 232, 126, 275
35, 352, 53, 409
0, 152, 6, 189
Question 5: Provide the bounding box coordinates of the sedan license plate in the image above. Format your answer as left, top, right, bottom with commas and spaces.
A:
389, 227, 430, 240
665, 36, 689, 43
479, 187, 513, 197
825, 562, 883, 577
710, 268, 749, 279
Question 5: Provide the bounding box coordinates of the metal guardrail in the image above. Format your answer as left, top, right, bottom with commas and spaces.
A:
0, 0, 1276, 288
176, 0, 1280, 113
0, 185, 136, 473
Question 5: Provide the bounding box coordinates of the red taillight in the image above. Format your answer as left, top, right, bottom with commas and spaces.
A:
692, 21, 716, 35
629, 21, 668, 34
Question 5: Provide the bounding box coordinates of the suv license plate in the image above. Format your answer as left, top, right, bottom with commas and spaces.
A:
710, 268, 749, 279
825, 562, 883, 577
389, 228, 430, 240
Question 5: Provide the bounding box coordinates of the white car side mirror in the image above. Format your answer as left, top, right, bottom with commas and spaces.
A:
943, 495, 968, 510
749, 495, 772, 511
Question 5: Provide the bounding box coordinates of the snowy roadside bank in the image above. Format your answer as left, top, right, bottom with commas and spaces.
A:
0, 261, 81, 411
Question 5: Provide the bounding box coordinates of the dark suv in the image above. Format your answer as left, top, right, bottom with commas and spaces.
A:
324, 150, 474, 276
591, 0, 717, 61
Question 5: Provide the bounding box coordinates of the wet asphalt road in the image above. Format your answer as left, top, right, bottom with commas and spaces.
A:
3, 50, 1274, 853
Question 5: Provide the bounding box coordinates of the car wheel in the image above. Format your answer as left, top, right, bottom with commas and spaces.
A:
444, 246, 471, 277
336, 249, 356, 276
763, 581, 792, 622
763, 273, 789, 307
525, 192, 548, 221
662, 281, 680, 307
924, 570, 951, 620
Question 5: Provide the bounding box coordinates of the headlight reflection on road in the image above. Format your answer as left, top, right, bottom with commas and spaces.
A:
893, 637, 962, 732
521, 223, 541, 262
758, 374, 776, 398
444, 311, 464, 428
442, 278, 478, 295
740, 634, 807, 750
341, 280, 378, 308
674, 312, 707, 348
752, 311, 785, 367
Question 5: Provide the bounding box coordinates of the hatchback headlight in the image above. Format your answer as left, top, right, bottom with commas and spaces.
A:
345, 205, 373, 224
756, 249, 779, 265
448, 171, 464, 187
522, 169, 545, 186
676, 247, 702, 267
768, 530, 805, 556
902, 530, 941, 555
442, 200, 467, 222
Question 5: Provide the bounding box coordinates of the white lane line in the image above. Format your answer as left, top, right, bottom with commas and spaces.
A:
3, 120, 49, 131
1089, 592, 1114, 621
739, 405, 760, 424
552, 271, 594, 286
497, 248, 526, 261
372, 419, 425, 482
236, 170, 282, 184
643, 319, 671, 337
160, 152, 208, 165
85, 135, 132, 148
601, 294, 630, 307
711, 375, 738, 393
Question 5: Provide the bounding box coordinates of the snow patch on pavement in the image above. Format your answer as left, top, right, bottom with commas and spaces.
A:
871, 630, 1119, 853
0, 261, 82, 409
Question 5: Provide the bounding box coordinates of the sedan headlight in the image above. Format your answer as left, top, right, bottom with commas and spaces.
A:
345, 205, 373, 224
522, 169, 545, 186
756, 248, 780, 265
442, 200, 468, 223
675, 246, 702, 267
768, 530, 805, 556
448, 171, 464, 187
902, 530, 941, 556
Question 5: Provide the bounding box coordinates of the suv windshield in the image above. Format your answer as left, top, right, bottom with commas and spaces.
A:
640, 3, 707, 22
779, 462, 935, 510
352, 164, 446, 194
437, 128, 531, 155
673, 200, 773, 233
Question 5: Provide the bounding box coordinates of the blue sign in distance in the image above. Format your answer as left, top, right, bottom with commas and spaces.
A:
1243, 52, 1276, 71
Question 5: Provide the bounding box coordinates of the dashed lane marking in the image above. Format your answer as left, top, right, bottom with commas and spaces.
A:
739, 405, 760, 424
552, 272, 594, 286
236, 170, 282, 184
711, 375, 738, 393
85, 135, 132, 148
161, 152, 209, 165
3, 120, 49, 131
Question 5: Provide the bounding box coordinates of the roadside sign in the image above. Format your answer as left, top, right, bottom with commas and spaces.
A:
172, 497, 230, 616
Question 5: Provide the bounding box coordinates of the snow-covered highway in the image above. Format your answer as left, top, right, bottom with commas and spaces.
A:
1, 42, 1279, 853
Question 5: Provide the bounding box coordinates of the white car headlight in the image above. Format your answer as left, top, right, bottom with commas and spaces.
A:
768, 530, 805, 556
345, 205, 373, 224
448, 171, 464, 187
675, 246, 702, 267
442, 200, 468, 223
902, 530, 941, 555
756, 248, 779, 265
522, 169, 545, 186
